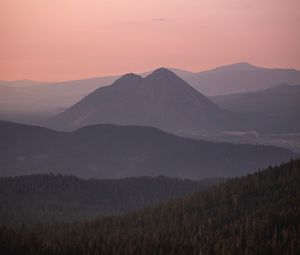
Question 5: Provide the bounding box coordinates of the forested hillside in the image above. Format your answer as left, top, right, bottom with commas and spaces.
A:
1, 121, 296, 179
0, 175, 219, 224
1, 159, 299, 255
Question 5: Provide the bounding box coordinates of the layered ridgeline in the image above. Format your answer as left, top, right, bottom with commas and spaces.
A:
1, 63, 300, 120
180, 62, 300, 96
0, 175, 222, 224
211, 84, 300, 132
0, 121, 296, 179
1, 159, 299, 255
49, 68, 234, 133
48, 67, 300, 134
0, 76, 118, 116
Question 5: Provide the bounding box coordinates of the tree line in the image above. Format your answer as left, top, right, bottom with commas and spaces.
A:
0, 159, 299, 255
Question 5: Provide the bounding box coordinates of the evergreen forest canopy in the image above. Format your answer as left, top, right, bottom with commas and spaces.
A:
0, 159, 299, 255
0, 175, 222, 224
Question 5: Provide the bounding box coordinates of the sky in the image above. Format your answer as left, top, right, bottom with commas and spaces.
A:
0, 0, 300, 81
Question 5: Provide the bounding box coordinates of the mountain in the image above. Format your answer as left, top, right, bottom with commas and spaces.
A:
1, 63, 300, 125
211, 83, 300, 113
180, 62, 300, 96
1, 159, 299, 255
49, 68, 233, 132
211, 84, 300, 132
0, 121, 296, 179
0, 174, 221, 224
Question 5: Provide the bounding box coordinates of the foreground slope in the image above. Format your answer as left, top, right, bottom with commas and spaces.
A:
0, 121, 296, 179
1, 159, 299, 255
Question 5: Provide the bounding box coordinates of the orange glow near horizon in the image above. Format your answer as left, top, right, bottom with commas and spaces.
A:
0, 0, 300, 81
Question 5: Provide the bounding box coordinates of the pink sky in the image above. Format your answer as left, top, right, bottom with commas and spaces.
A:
1, 0, 300, 81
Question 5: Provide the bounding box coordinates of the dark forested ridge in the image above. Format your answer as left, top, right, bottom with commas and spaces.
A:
0, 120, 296, 179
1, 159, 299, 255
0, 174, 221, 224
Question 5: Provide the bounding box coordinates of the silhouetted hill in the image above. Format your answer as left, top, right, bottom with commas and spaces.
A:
1, 159, 299, 255
0, 121, 296, 179
0, 174, 221, 224
49, 68, 233, 132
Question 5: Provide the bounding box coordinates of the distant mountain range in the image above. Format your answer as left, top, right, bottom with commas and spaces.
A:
0, 79, 48, 88
179, 62, 300, 96
211, 83, 300, 114
48, 68, 300, 135
211, 84, 300, 132
0, 121, 296, 179
0, 75, 119, 119
1, 63, 299, 124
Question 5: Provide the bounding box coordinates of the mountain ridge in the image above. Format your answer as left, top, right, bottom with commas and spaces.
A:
210, 84, 300, 132
0, 120, 296, 179
1, 63, 300, 126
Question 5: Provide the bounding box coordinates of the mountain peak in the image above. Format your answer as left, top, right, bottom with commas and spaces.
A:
214, 62, 259, 72
232, 62, 253, 67
119, 72, 142, 80
145, 68, 184, 84
150, 67, 177, 77
113, 73, 143, 86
